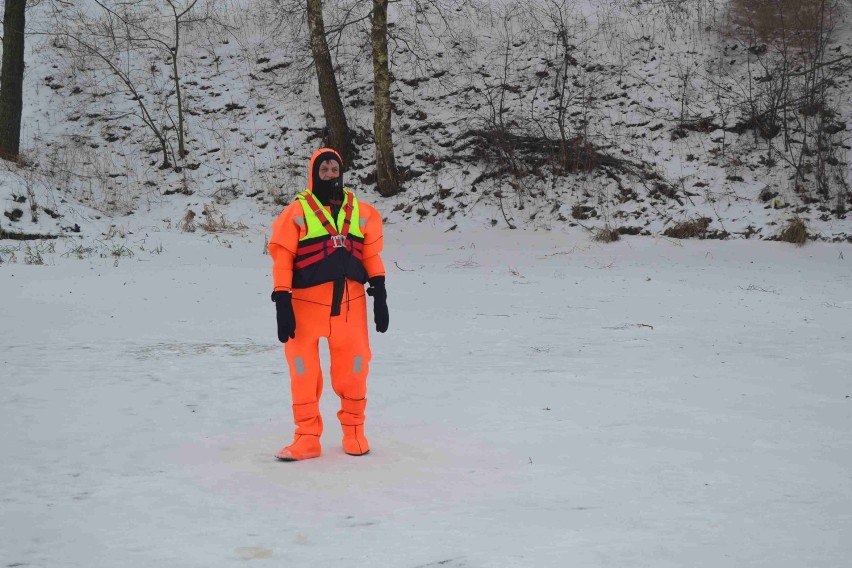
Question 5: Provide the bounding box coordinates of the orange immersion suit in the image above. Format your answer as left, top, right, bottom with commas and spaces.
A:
268, 148, 386, 460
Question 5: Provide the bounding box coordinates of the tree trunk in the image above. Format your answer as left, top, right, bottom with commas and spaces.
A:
172, 21, 186, 158
171, 52, 186, 158
306, 0, 351, 165
166, 0, 196, 160
371, 0, 400, 197
0, 0, 26, 161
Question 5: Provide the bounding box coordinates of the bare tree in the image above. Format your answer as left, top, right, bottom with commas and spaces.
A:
165, 0, 201, 159
94, 0, 203, 160
0, 0, 26, 160
306, 0, 352, 164
57, 5, 175, 168
54, 0, 216, 168
537, 0, 589, 171
371, 0, 400, 196
723, 0, 850, 211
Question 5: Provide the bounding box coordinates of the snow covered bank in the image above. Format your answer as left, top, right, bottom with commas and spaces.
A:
3, 0, 852, 243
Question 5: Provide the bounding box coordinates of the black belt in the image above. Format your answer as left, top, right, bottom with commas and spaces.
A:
330, 278, 345, 316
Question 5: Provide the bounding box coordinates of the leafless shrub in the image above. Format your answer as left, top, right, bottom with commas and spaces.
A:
467, 129, 619, 178
720, 0, 850, 212
560, 136, 602, 173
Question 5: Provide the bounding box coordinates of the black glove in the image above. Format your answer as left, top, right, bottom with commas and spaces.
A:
366, 276, 389, 333
271, 291, 296, 343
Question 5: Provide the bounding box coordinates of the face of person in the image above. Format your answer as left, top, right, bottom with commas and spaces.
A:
318, 159, 340, 180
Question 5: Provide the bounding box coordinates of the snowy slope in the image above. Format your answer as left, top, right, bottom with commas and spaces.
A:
2, 0, 851, 243
2, 227, 851, 567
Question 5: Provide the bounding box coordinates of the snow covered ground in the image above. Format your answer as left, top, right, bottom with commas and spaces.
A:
2, 225, 851, 567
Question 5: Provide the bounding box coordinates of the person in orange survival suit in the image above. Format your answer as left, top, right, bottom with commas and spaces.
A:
268, 148, 389, 461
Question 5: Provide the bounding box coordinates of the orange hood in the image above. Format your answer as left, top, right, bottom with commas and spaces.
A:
308, 148, 344, 192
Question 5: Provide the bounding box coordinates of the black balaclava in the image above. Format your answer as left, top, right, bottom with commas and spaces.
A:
311, 151, 344, 210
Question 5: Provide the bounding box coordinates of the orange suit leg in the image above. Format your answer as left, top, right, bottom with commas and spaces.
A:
283, 299, 331, 438
328, 293, 372, 454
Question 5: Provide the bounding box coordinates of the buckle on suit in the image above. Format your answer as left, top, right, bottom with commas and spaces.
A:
330, 235, 347, 248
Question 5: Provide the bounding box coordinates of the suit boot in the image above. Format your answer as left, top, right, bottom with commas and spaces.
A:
338, 397, 369, 456
276, 401, 322, 461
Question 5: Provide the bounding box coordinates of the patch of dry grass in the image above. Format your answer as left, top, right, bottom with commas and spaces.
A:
777, 217, 808, 246
593, 227, 620, 243
663, 217, 712, 239
179, 209, 197, 232
178, 205, 247, 233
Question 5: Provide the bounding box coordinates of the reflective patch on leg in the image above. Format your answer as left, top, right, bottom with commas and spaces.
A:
352, 356, 363, 374
294, 357, 306, 376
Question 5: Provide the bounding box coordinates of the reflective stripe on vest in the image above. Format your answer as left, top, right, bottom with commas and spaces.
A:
294, 189, 364, 270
